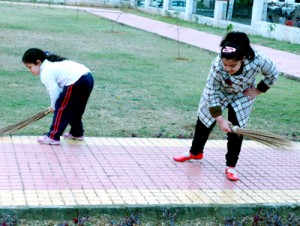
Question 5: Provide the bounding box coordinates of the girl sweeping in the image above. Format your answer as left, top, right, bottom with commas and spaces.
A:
22, 48, 94, 145
173, 32, 279, 181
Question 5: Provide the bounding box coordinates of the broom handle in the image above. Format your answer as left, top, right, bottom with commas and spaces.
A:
0, 108, 52, 135
229, 125, 240, 133
46, 107, 53, 115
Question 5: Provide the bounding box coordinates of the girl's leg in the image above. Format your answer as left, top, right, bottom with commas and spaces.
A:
68, 73, 94, 137
48, 86, 74, 140
190, 118, 216, 155
226, 104, 243, 167
48, 73, 94, 140
173, 118, 215, 162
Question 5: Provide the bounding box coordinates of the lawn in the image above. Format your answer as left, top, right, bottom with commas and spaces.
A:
0, 3, 299, 141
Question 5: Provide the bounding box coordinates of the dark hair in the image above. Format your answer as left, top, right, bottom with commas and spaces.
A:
220, 32, 255, 61
22, 48, 66, 64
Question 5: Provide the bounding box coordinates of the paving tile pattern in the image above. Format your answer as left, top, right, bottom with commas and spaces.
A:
0, 136, 299, 207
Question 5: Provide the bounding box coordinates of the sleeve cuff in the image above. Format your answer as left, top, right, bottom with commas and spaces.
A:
209, 106, 222, 118
257, 80, 270, 93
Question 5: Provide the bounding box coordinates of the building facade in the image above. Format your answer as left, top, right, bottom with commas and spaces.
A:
136, 0, 300, 43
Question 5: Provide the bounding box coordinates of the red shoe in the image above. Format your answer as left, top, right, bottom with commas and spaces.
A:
173, 151, 203, 162
225, 167, 239, 181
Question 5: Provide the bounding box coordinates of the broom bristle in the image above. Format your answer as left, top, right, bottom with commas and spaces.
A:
0, 108, 52, 135
231, 125, 291, 148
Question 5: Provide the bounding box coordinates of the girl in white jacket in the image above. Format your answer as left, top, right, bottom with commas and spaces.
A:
22, 48, 94, 145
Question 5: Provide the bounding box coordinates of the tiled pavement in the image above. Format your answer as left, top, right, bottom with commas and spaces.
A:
0, 136, 299, 208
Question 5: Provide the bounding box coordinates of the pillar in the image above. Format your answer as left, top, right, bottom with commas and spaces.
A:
227, 0, 234, 21
185, 0, 194, 20
251, 0, 265, 24
145, 0, 151, 7
163, 0, 170, 11
214, 0, 225, 20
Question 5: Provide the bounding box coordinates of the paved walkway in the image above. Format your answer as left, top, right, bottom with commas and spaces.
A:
0, 136, 299, 208
84, 8, 300, 80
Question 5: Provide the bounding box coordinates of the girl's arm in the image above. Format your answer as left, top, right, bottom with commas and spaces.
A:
244, 52, 278, 99
204, 58, 222, 109
205, 58, 231, 132
243, 87, 262, 99
215, 115, 232, 133
256, 53, 279, 92
48, 85, 63, 110
40, 73, 62, 110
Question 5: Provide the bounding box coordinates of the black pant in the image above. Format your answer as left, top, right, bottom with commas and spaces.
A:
190, 104, 243, 167
48, 73, 94, 140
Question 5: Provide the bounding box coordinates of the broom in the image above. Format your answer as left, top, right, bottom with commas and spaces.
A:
0, 108, 52, 135
230, 125, 292, 148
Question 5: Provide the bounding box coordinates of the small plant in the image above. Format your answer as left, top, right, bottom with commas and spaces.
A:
226, 23, 233, 33
73, 216, 89, 226
110, 212, 141, 226
111, 11, 123, 33
268, 23, 277, 33
165, 10, 172, 17
56, 221, 69, 226
56, 216, 89, 226
222, 209, 300, 225
172, 11, 185, 59
0, 214, 19, 226
162, 209, 179, 226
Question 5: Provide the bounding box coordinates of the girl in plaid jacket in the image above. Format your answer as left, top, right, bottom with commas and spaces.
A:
173, 32, 279, 181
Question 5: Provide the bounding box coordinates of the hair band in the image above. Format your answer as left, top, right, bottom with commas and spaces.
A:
44, 51, 51, 56
222, 46, 236, 53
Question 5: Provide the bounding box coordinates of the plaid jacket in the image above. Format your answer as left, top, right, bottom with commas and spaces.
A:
197, 50, 279, 128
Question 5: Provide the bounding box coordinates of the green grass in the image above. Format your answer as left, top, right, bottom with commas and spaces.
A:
0, 3, 299, 141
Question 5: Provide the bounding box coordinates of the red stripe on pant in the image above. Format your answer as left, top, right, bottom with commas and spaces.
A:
49, 85, 73, 139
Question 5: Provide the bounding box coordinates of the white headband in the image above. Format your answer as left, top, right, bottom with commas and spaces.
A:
222, 46, 236, 53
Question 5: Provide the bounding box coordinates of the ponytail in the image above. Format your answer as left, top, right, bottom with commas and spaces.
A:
220, 32, 255, 61
44, 50, 66, 62
22, 48, 66, 64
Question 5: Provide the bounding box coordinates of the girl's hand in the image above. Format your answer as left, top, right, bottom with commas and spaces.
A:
48, 107, 55, 113
243, 87, 261, 99
215, 116, 232, 133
